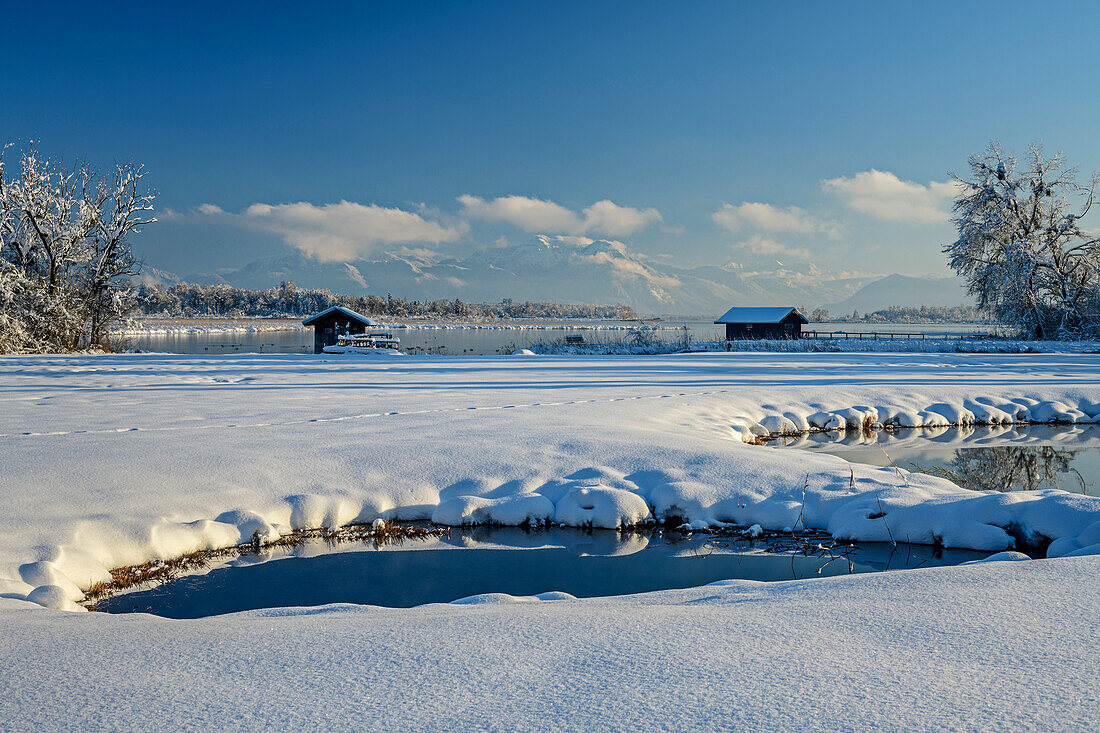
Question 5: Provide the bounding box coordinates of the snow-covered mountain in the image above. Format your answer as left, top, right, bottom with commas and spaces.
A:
823, 274, 972, 315
131, 265, 186, 289
140, 237, 969, 315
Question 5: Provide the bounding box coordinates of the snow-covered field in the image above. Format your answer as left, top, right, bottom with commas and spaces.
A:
2, 351, 1099, 730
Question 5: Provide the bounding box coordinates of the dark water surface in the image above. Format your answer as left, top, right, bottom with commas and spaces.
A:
97, 527, 990, 618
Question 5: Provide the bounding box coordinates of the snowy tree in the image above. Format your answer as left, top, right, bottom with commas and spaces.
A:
0, 143, 154, 352
946, 142, 1100, 339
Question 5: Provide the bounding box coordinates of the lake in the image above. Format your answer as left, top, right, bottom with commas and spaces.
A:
125, 319, 995, 356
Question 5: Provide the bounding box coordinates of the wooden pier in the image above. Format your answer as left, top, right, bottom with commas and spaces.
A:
802, 330, 998, 341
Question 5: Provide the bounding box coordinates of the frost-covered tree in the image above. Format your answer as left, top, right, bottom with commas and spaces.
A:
0, 143, 154, 352
946, 142, 1100, 339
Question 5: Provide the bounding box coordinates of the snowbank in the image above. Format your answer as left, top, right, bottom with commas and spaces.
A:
728, 395, 1100, 443
449, 590, 576, 605
2, 351, 1100, 611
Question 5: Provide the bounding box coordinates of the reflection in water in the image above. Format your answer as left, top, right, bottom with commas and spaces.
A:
126, 323, 723, 356
915, 446, 1087, 493
126, 320, 989, 355
770, 424, 1098, 495
93, 526, 991, 619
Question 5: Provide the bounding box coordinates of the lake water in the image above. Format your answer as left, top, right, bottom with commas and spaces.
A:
768, 424, 1100, 495
126, 320, 994, 356
95, 527, 990, 618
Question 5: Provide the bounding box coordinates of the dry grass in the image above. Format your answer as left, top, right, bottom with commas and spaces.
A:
83, 522, 447, 609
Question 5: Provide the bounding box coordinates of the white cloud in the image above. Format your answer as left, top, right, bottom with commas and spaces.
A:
458, 195, 661, 237
548, 234, 596, 247
580, 199, 662, 237
457, 194, 580, 232
822, 169, 957, 223
201, 200, 466, 262
711, 202, 824, 235
734, 234, 812, 261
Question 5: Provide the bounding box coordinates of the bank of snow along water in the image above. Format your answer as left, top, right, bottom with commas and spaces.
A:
3, 352, 1100, 612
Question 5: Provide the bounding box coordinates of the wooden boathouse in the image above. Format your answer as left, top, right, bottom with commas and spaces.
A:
303, 306, 378, 353
714, 306, 808, 340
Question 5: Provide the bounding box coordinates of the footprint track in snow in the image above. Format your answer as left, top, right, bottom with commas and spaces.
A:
0, 388, 738, 439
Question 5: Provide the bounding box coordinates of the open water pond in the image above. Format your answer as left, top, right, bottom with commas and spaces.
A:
768, 423, 1100, 495
94, 526, 991, 618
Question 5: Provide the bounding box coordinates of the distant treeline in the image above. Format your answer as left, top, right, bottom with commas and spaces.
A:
808, 305, 991, 324
133, 281, 639, 321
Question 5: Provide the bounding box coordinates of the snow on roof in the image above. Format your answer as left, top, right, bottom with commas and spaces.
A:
714, 306, 808, 324
301, 306, 378, 327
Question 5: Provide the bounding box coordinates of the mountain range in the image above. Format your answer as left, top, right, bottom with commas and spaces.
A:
822, 274, 972, 315
141, 236, 972, 316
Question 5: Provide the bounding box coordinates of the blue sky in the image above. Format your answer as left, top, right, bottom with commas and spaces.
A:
5, 1, 1100, 280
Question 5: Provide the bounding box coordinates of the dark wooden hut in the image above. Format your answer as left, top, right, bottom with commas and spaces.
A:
714, 306, 808, 340
302, 306, 378, 353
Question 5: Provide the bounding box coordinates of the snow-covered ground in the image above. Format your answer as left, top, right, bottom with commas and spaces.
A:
2, 556, 1096, 731
1, 351, 1099, 729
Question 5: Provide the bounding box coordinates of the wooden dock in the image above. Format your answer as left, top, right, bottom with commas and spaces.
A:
802, 330, 998, 341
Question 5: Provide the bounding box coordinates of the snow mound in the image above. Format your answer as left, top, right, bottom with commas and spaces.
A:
511, 349, 536, 356
552, 486, 652, 528
25, 585, 84, 612
448, 591, 577, 605
733, 396, 1100, 443
286, 494, 359, 531
18, 561, 85, 602
1047, 520, 1100, 558
321, 346, 405, 356
964, 551, 1031, 564
215, 509, 283, 543
431, 494, 555, 526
